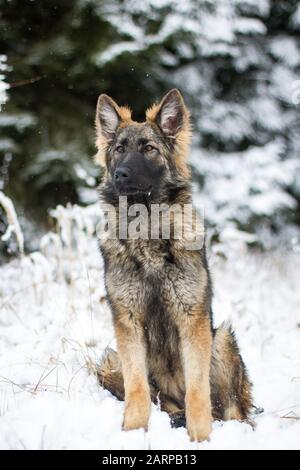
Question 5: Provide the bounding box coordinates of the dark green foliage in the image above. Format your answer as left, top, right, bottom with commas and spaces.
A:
0, 0, 300, 242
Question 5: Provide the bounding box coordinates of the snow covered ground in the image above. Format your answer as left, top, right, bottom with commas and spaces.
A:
0, 204, 300, 450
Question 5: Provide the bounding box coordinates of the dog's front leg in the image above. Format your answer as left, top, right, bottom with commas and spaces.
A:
114, 316, 151, 431
181, 313, 213, 442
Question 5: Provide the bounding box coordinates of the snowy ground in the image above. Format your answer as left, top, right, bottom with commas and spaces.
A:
0, 205, 300, 450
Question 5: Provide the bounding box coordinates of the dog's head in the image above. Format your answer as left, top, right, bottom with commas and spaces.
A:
95, 89, 191, 202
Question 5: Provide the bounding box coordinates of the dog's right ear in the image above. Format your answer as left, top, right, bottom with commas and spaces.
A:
96, 94, 132, 140
96, 95, 123, 139
95, 94, 132, 165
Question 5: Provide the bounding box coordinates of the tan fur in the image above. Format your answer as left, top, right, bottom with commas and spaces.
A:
97, 323, 253, 430
95, 95, 133, 166
95, 89, 253, 441
95, 90, 192, 179
146, 95, 192, 179
114, 314, 151, 431
98, 349, 183, 415
180, 313, 212, 441
210, 324, 253, 423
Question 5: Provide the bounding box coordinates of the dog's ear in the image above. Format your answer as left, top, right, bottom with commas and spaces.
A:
146, 89, 191, 178
147, 89, 188, 137
96, 94, 132, 140
95, 94, 132, 165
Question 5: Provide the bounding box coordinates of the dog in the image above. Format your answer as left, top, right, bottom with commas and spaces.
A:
95, 89, 253, 442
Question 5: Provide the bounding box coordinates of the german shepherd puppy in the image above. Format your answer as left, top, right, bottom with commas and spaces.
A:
95, 89, 253, 442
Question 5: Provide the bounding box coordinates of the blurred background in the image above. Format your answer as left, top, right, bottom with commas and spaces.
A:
1, 0, 300, 257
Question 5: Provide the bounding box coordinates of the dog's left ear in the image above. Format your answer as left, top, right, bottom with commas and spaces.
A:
146, 89, 191, 176
147, 89, 188, 137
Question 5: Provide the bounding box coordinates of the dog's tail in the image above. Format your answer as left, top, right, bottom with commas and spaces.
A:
97, 347, 125, 401
211, 322, 254, 424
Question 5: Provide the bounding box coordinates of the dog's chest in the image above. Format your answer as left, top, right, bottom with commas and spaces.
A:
104, 239, 206, 318
104, 240, 206, 387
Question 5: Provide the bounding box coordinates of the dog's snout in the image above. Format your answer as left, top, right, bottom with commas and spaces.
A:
114, 167, 131, 182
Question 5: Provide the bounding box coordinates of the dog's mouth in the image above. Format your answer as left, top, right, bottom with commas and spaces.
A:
116, 185, 153, 197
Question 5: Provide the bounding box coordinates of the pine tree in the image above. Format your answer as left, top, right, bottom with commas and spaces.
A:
1, 0, 299, 239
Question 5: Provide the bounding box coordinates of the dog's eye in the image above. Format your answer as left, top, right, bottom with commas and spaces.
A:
116, 145, 125, 153
145, 144, 155, 152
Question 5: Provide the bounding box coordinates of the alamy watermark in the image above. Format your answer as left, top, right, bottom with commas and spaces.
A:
96, 196, 205, 250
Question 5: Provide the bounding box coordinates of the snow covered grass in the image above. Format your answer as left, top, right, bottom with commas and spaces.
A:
0, 191, 24, 255
0, 55, 9, 110
0, 204, 300, 450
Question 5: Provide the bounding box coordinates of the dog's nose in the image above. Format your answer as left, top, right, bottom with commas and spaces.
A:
114, 167, 131, 182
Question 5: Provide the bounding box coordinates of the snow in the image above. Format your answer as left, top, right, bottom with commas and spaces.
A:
270, 36, 300, 68
96, 42, 144, 66
0, 138, 16, 153
234, 18, 266, 35
0, 113, 36, 131
95, 0, 273, 64
0, 203, 300, 450
249, 96, 283, 132
0, 191, 24, 255
291, 4, 300, 28
233, 0, 270, 18
0, 55, 9, 110
191, 141, 299, 228
1, 0, 300, 446
271, 65, 299, 106
199, 101, 252, 143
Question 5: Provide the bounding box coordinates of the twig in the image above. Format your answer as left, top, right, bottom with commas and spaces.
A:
0, 280, 57, 311
9, 76, 43, 88
0, 375, 67, 395
256, 403, 300, 419
280, 411, 300, 420
33, 365, 58, 394
86, 268, 95, 347
67, 365, 86, 400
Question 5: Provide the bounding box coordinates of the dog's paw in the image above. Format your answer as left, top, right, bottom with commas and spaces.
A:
122, 397, 151, 431
185, 389, 212, 442
187, 416, 212, 442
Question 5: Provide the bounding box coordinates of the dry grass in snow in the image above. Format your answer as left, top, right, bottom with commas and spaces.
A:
0, 203, 299, 449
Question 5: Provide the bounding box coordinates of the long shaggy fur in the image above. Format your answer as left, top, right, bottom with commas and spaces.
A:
94, 89, 253, 441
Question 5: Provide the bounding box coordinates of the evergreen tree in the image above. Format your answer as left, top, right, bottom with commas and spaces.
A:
1, 0, 299, 242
